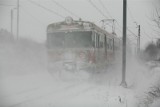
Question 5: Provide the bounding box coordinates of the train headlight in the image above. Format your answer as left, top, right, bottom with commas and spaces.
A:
65, 16, 73, 25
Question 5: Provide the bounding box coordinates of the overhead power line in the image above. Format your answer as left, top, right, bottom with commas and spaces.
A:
86, 0, 137, 40
141, 27, 152, 39
28, 0, 65, 18
127, 6, 136, 22
87, 0, 108, 18
21, 7, 46, 26
128, 34, 137, 39
97, 0, 124, 35
87, 0, 124, 37
115, 20, 137, 38
98, 0, 112, 18
127, 28, 138, 37
142, 32, 152, 40
97, 0, 124, 36
0, 4, 15, 6
50, 0, 80, 19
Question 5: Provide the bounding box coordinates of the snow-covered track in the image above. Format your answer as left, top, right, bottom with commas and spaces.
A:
7, 81, 96, 107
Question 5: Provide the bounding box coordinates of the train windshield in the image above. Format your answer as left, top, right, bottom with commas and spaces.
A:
47, 31, 92, 48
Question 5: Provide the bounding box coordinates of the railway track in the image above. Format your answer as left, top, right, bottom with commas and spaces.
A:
6, 80, 97, 107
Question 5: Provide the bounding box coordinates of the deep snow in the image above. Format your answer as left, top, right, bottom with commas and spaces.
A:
0, 35, 160, 107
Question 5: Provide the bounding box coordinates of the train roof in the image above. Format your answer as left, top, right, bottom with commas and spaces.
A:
47, 17, 117, 38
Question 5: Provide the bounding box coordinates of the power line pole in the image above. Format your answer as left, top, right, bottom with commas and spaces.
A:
137, 25, 140, 54
120, 0, 127, 88
17, 0, 19, 40
11, 9, 13, 34
134, 22, 141, 55
11, 8, 17, 36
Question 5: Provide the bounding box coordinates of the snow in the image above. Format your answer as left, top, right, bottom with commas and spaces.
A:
2, 76, 135, 107
151, 99, 160, 107
0, 35, 160, 107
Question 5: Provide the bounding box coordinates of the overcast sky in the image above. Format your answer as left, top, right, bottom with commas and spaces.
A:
0, 0, 158, 49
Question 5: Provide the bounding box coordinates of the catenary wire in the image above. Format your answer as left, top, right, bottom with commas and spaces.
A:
50, 0, 80, 19
98, 0, 112, 18
21, 7, 46, 26
28, 0, 65, 18
87, 0, 108, 18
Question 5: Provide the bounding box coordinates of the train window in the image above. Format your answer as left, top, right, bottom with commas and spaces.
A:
107, 38, 110, 49
104, 35, 107, 53
105, 36, 110, 49
92, 32, 99, 48
93, 33, 105, 48
110, 39, 113, 50
91, 32, 96, 47
99, 42, 103, 48
96, 33, 100, 48
112, 39, 114, 50
109, 39, 111, 50
99, 34, 104, 48
47, 31, 93, 48
104, 35, 106, 47
47, 33, 64, 48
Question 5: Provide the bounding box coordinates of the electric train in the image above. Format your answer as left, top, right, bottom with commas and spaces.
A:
46, 17, 122, 72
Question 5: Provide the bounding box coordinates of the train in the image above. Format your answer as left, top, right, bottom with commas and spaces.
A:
46, 17, 122, 72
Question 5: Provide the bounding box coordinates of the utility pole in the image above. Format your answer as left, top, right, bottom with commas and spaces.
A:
17, 0, 19, 40
11, 9, 13, 34
134, 22, 141, 55
120, 0, 127, 88
137, 25, 140, 54
11, 8, 17, 36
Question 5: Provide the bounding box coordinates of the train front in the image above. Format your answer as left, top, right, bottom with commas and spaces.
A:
46, 17, 95, 71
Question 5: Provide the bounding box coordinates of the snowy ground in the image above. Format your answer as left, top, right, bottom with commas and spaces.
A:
0, 71, 136, 107
0, 37, 160, 107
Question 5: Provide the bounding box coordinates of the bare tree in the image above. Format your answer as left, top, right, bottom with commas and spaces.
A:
144, 43, 159, 61
149, 0, 160, 38
153, 8, 160, 29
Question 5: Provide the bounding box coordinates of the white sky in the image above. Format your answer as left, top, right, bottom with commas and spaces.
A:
0, 0, 158, 49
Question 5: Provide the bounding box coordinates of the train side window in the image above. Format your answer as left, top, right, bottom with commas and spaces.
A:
99, 34, 104, 48
92, 32, 95, 47
104, 35, 107, 47
104, 35, 107, 53
114, 39, 118, 50
104, 35, 107, 48
95, 33, 105, 48
107, 38, 110, 49
109, 39, 111, 50
110, 39, 113, 50
99, 42, 103, 48
112, 39, 114, 50
110, 39, 112, 50
96, 33, 99, 48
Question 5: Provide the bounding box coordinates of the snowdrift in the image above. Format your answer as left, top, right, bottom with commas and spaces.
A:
0, 30, 160, 107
